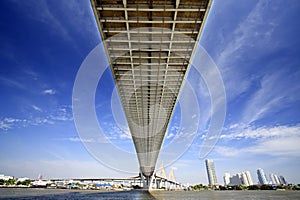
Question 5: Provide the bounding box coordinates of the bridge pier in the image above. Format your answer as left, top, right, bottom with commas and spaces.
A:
138, 170, 158, 190
140, 174, 153, 190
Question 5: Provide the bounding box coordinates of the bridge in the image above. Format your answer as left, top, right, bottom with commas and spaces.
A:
90, 0, 212, 189
49, 163, 185, 190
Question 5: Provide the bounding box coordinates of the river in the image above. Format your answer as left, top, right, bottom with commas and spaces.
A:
0, 188, 299, 199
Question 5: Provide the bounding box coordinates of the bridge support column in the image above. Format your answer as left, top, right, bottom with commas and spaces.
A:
140, 171, 154, 190
143, 175, 152, 189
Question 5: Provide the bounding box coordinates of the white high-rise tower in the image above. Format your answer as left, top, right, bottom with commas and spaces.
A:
257, 168, 268, 185
245, 171, 254, 186
205, 159, 218, 186
223, 172, 230, 186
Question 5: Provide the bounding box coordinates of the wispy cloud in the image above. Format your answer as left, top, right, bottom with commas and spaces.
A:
103, 123, 131, 140
31, 118, 54, 126
0, 118, 26, 131
49, 106, 73, 122
221, 124, 300, 140
215, 124, 300, 157
23, 69, 39, 80
10, 0, 99, 51
164, 125, 180, 141
62, 137, 99, 143
204, 1, 300, 129
0, 120, 13, 130
11, 0, 72, 41
215, 136, 300, 158
32, 105, 43, 112
43, 89, 56, 95
0, 76, 26, 90
0, 105, 73, 131
242, 69, 300, 124
217, 1, 278, 66
212, 1, 283, 103
166, 133, 174, 139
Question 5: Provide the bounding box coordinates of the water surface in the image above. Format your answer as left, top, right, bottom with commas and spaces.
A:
0, 188, 299, 200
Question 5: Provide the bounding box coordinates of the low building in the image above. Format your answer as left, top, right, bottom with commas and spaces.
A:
0, 174, 14, 181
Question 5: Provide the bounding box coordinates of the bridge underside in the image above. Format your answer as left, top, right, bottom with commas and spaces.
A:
90, 0, 212, 184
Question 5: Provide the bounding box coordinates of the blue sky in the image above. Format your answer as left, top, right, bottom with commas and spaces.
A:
0, 0, 300, 185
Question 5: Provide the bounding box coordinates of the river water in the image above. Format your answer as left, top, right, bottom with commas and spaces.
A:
0, 188, 299, 200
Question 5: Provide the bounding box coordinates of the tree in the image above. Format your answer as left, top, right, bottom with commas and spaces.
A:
16, 180, 28, 185
5, 179, 16, 185
260, 184, 274, 190
248, 185, 260, 190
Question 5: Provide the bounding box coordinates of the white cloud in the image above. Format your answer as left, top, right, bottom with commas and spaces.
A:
119, 130, 131, 139
102, 123, 131, 140
49, 105, 73, 121
241, 70, 300, 124
0, 76, 26, 90
217, 1, 278, 66
247, 136, 300, 157
31, 118, 54, 126
10, 0, 72, 42
166, 133, 174, 139
221, 124, 300, 140
4, 118, 21, 123
10, 0, 98, 53
0, 105, 73, 131
43, 89, 56, 95
216, 135, 300, 158
216, 124, 300, 157
211, 1, 283, 103
214, 146, 241, 157
50, 115, 72, 121
64, 137, 98, 143
170, 125, 180, 132
229, 123, 239, 129
207, 1, 300, 127
0, 121, 12, 130
32, 105, 43, 112
23, 69, 39, 80
0, 118, 24, 130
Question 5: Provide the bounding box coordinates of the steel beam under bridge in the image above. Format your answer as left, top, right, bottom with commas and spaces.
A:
90, 0, 212, 187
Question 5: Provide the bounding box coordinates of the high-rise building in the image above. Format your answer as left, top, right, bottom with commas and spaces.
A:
257, 168, 268, 185
223, 172, 230, 186
225, 171, 254, 186
241, 172, 249, 186
230, 173, 242, 185
244, 171, 254, 186
269, 173, 281, 185
279, 175, 287, 185
205, 159, 218, 186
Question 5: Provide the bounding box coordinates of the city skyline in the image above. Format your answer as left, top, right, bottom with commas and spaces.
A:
0, 0, 300, 185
